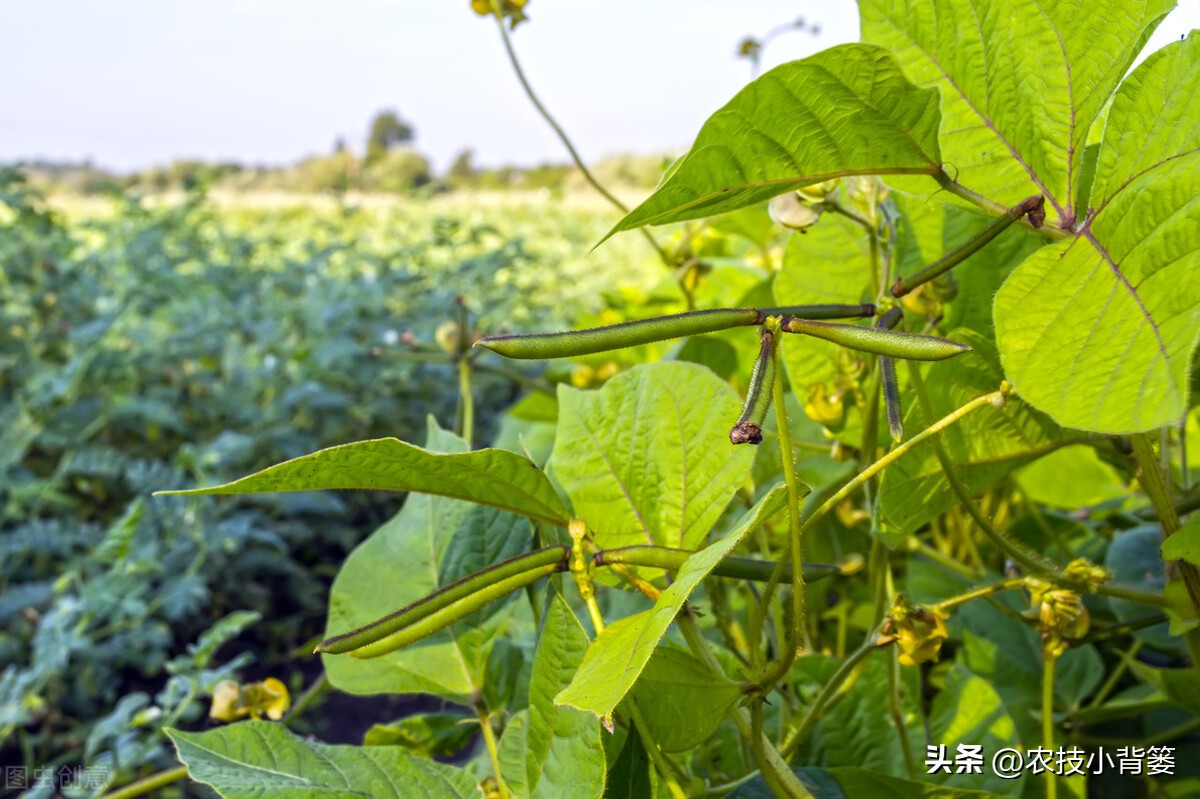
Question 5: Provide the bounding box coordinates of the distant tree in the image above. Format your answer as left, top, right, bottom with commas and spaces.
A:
447, 149, 476, 186
333, 137, 349, 154
365, 110, 414, 165
362, 148, 431, 193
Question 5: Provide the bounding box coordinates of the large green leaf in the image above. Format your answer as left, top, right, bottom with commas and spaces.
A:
159, 424, 569, 526
606, 43, 941, 236
994, 149, 1200, 432
555, 486, 790, 720
501, 592, 605, 799
630, 645, 742, 752
550, 362, 756, 550
168, 721, 482, 799
322, 420, 517, 701
861, 0, 1171, 228
877, 330, 1066, 537
731, 767, 1009, 799
863, 2, 1200, 433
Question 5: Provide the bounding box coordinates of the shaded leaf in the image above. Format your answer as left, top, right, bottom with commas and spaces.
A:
877, 330, 1066, 537
605, 723, 653, 799
1161, 513, 1200, 567
168, 721, 482, 799
363, 711, 477, 758
927, 665, 1024, 795
630, 645, 742, 752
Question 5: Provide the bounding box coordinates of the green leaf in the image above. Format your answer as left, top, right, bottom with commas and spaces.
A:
1106, 525, 1177, 651
505, 592, 605, 799
877, 330, 1066, 537
550, 362, 756, 549
630, 645, 742, 752
954, 597, 1103, 744
1162, 515, 1200, 568
363, 711, 477, 757
927, 665, 1024, 795
322, 420, 509, 701
792, 654, 922, 777
861, 0, 1172, 228
555, 485, 790, 719
1090, 33, 1200, 211
1014, 445, 1128, 509
773, 215, 873, 395
168, 721, 482, 799
605, 723, 653, 799
606, 43, 941, 236
1130, 662, 1200, 717
158, 425, 569, 526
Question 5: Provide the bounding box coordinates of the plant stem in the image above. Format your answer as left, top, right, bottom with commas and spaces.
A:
474, 699, 511, 799
282, 673, 328, 726
1085, 640, 1143, 711
1043, 652, 1058, 799
936, 578, 1027, 611
780, 633, 881, 757
932, 170, 1068, 240
772, 323, 808, 657
1131, 433, 1200, 619
757, 387, 1008, 693
457, 356, 474, 448
890, 195, 1043, 297
100, 766, 188, 799
490, 10, 671, 266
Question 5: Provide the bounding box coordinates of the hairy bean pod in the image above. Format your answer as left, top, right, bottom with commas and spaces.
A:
477, 308, 762, 360
783, 317, 969, 361
346, 562, 565, 659
594, 546, 839, 583
318, 545, 569, 655
730, 328, 776, 445
757, 303, 875, 320
876, 307, 905, 442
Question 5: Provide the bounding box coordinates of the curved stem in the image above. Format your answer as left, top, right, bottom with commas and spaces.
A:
1132, 433, 1200, 618
491, 10, 671, 265
932, 170, 1068, 240
474, 698, 511, 799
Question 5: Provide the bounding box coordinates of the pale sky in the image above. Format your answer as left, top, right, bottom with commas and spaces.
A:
1, 1, 1196, 173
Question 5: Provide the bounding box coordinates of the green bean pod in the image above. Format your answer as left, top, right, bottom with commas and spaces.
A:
594, 546, 839, 583
477, 308, 762, 360
876, 307, 905, 442
318, 545, 569, 656
757, 303, 875, 320
783, 317, 969, 361
730, 328, 776, 445
346, 563, 564, 659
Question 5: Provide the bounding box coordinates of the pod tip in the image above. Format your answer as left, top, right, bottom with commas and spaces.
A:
729, 421, 763, 445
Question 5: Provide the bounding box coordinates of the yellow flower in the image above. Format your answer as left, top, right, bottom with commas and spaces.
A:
880, 596, 949, 667
209, 677, 291, 722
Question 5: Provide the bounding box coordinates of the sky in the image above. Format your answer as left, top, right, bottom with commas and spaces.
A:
1, 1, 1196, 174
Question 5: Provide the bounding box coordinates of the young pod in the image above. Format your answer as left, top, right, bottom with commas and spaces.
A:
730, 328, 776, 445
757, 303, 875, 320
318, 545, 569, 656
782, 317, 969, 362
876, 307, 905, 442
477, 308, 762, 360
594, 545, 839, 584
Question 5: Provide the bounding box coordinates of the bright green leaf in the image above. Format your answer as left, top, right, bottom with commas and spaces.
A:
630, 645, 742, 752
861, 0, 1172, 228
994, 152, 1200, 432
322, 420, 510, 701
550, 362, 756, 549
158, 423, 569, 526
1162, 515, 1200, 568
555, 485, 790, 719
168, 721, 482, 799
606, 43, 941, 236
